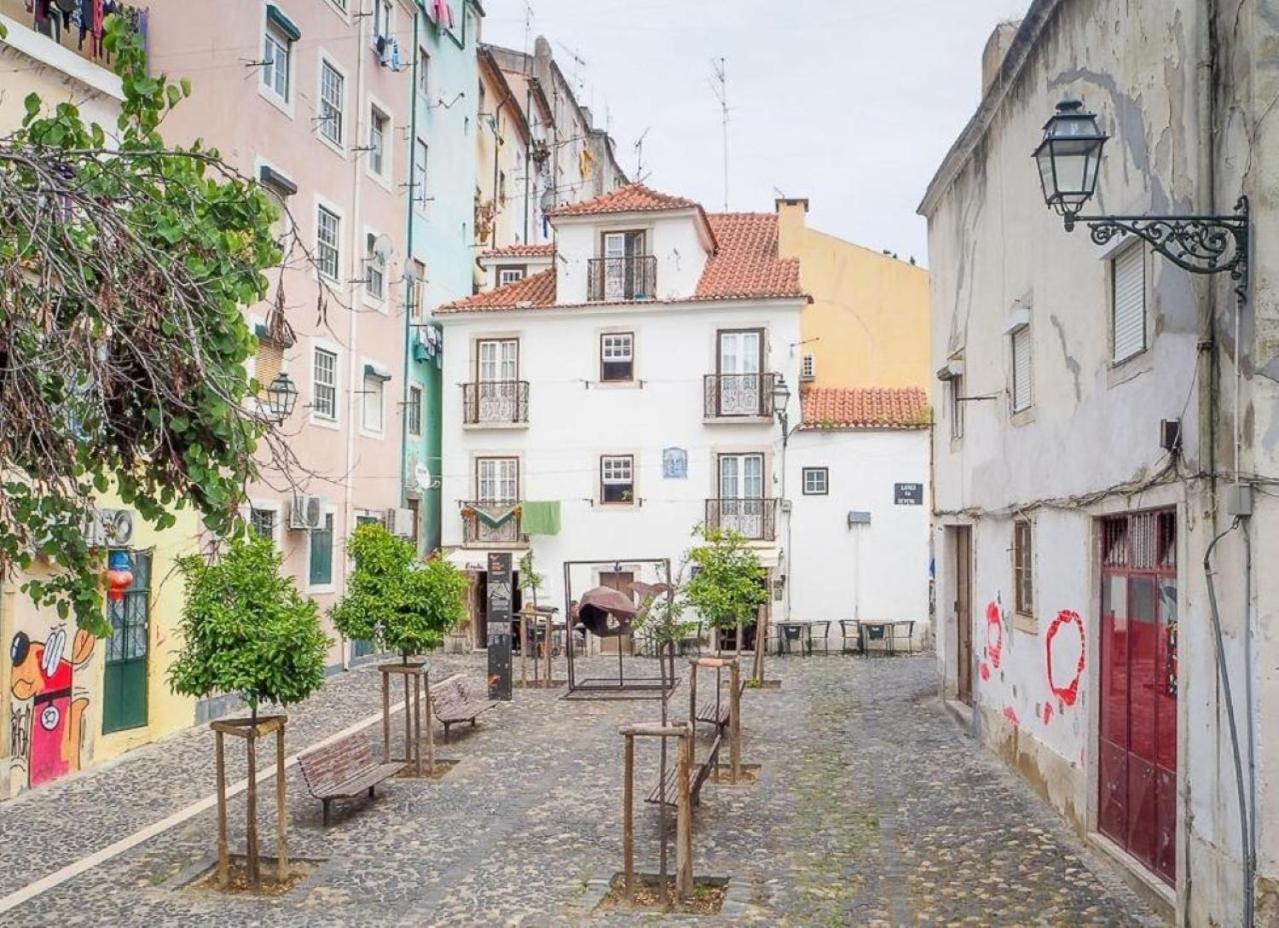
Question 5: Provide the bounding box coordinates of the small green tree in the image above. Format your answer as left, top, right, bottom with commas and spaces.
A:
168, 534, 330, 722
682, 524, 768, 655
330, 523, 467, 662
517, 550, 544, 609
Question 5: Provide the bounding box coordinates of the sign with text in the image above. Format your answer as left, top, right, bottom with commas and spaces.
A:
486, 551, 513, 700
894, 483, 924, 506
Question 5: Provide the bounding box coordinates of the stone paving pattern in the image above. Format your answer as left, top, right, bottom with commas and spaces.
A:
0, 653, 1164, 926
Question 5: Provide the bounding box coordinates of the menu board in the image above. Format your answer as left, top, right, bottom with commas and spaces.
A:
486, 552, 513, 700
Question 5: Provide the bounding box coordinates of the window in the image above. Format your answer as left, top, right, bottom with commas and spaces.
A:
262, 22, 291, 101
477, 457, 518, 502
407, 384, 423, 436
801, 354, 816, 381
1011, 324, 1033, 412
369, 106, 388, 177
373, 0, 392, 42
316, 205, 340, 281
364, 233, 385, 300
476, 338, 518, 383
309, 513, 334, 587
411, 138, 428, 206
1013, 519, 1033, 616
599, 230, 650, 301
802, 467, 828, 495
600, 455, 635, 504
417, 46, 430, 97
249, 506, 277, 540
319, 60, 344, 146
497, 266, 526, 286
600, 332, 634, 382
407, 259, 425, 321
313, 346, 337, 420
1112, 243, 1146, 363
950, 375, 964, 440
362, 368, 385, 433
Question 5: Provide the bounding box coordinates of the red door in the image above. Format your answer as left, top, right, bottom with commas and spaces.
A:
1098, 511, 1177, 885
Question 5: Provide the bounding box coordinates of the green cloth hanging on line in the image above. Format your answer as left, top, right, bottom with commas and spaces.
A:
474, 504, 519, 528
521, 501, 561, 536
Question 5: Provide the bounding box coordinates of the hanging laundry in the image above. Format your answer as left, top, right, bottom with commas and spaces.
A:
389, 37, 405, 72
578, 147, 596, 183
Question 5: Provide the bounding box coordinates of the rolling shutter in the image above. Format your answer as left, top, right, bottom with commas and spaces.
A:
1112, 244, 1146, 362
1011, 326, 1033, 412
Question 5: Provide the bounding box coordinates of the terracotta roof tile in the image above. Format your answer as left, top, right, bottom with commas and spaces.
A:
480, 243, 555, 259
549, 182, 700, 217
800, 387, 931, 430
694, 213, 803, 301
438, 268, 557, 313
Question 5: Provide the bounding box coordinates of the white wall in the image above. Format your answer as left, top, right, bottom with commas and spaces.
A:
786, 428, 931, 646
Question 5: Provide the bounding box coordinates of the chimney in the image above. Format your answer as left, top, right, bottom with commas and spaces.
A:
774, 197, 809, 252
981, 20, 1022, 95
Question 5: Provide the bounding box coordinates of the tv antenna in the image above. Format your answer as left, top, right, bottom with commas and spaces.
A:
556, 41, 588, 98
709, 57, 729, 210
633, 127, 651, 182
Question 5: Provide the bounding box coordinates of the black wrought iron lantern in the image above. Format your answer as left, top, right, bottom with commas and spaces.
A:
1033, 99, 1108, 226
771, 374, 792, 415
266, 372, 299, 421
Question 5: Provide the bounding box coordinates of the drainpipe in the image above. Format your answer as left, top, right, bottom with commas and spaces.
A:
400, 10, 420, 525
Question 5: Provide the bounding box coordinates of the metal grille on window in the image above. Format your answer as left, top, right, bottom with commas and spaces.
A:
316, 207, 340, 280
1112, 243, 1146, 363
1011, 326, 1033, 412
320, 62, 343, 144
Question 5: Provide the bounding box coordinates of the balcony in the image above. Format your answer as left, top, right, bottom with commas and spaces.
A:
462, 381, 529, 425
703, 373, 779, 419
461, 502, 525, 546
705, 498, 778, 542
587, 255, 658, 302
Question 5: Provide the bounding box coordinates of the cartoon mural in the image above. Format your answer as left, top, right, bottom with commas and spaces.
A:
9, 628, 95, 787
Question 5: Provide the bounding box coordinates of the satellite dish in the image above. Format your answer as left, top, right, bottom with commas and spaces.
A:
415, 461, 435, 492
373, 233, 394, 263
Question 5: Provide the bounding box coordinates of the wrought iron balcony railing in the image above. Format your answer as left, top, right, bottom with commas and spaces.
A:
461, 501, 524, 546
587, 255, 658, 302
704, 498, 778, 542
703, 372, 779, 419
462, 381, 529, 425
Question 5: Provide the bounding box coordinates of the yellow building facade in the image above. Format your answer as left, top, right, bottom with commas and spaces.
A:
775, 198, 930, 390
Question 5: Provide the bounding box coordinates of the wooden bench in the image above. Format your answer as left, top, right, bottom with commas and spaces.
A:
647, 732, 720, 807
298, 732, 404, 826
431, 677, 497, 743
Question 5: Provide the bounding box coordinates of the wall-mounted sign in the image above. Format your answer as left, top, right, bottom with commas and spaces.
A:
486, 552, 513, 700
662, 447, 688, 479
894, 483, 924, 506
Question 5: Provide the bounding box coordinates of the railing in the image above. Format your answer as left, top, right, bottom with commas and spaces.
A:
704, 498, 778, 542
587, 255, 658, 302
703, 373, 779, 418
461, 501, 524, 545
462, 381, 529, 424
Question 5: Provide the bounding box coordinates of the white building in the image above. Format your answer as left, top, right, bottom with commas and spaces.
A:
920, 4, 1279, 925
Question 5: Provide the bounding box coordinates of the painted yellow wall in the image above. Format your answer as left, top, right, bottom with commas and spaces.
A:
776, 199, 930, 389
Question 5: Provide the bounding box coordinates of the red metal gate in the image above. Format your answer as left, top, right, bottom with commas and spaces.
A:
1098, 510, 1177, 885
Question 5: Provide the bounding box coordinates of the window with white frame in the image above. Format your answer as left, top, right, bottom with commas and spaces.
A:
369, 106, 389, 177
364, 233, 385, 300
407, 384, 423, 436
950, 374, 964, 440
600, 332, 634, 382
600, 455, 635, 504
262, 21, 291, 102
411, 138, 428, 206
1013, 519, 1034, 616
497, 266, 526, 286
407, 259, 425, 321
249, 506, 277, 540
477, 457, 518, 502
373, 0, 392, 42
313, 347, 337, 420
801, 354, 816, 381
316, 205, 340, 280
1010, 324, 1033, 413
802, 467, 828, 495
362, 368, 385, 433
1112, 242, 1146, 363
319, 60, 344, 145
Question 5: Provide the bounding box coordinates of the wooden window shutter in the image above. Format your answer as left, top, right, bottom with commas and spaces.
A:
1011, 326, 1033, 412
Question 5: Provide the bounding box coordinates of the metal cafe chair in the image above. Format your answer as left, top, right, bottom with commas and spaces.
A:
839, 619, 862, 654
807, 620, 831, 655
890, 620, 917, 655
779, 623, 805, 656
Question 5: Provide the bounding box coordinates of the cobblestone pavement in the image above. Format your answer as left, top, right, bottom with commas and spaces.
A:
0, 653, 1164, 926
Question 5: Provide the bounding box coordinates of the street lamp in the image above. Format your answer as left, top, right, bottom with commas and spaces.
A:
772, 374, 792, 447
265, 372, 299, 422
1034, 98, 1249, 302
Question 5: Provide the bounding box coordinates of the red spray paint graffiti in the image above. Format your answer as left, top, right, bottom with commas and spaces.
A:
1041, 703, 1054, 725
1046, 609, 1086, 707
979, 662, 990, 681
985, 602, 1004, 668
1002, 706, 1020, 727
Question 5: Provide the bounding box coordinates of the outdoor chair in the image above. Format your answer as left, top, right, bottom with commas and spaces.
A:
780, 623, 804, 655
678, 623, 703, 657
891, 620, 916, 654
863, 622, 889, 656
839, 619, 862, 654
808, 620, 831, 655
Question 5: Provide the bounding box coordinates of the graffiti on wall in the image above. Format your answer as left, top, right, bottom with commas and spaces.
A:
9, 628, 95, 788
979, 600, 1003, 682
1045, 609, 1085, 707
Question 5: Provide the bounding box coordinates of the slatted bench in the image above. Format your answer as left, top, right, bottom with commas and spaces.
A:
431, 677, 497, 743
646, 732, 720, 808
696, 699, 730, 729
298, 732, 404, 826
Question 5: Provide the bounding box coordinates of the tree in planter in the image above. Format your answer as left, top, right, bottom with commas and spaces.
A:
682, 524, 769, 669
330, 523, 467, 773
169, 534, 330, 890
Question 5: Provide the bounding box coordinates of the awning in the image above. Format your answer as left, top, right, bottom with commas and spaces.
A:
258, 164, 298, 198
1002, 306, 1031, 335
363, 362, 393, 382
266, 4, 301, 41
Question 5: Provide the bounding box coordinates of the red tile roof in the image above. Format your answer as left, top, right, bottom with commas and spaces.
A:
480, 243, 555, 259
694, 213, 802, 301
800, 387, 931, 430
549, 183, 700, 218
441, 268, 557, 313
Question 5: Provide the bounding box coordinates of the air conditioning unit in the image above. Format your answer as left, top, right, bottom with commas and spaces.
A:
290, 495, 325, 531
387, 507, 416, 538
800, 354, 816, 382
82, 508, 135, 548
779, 498, 793, 514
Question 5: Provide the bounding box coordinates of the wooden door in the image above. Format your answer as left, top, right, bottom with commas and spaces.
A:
597, 571, 634, 654
953, 527, 973, 705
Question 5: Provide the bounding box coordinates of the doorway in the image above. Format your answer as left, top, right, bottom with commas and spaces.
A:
1098, 510, 1177, 886
597, 570, 634, 654
952, 526, 973, 705
103, 550, 151, 733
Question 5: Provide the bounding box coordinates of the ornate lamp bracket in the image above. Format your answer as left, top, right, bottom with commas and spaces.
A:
1065, 196, 1250, 306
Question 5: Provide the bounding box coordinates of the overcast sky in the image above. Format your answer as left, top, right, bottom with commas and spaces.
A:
483, 0, 1031, 266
